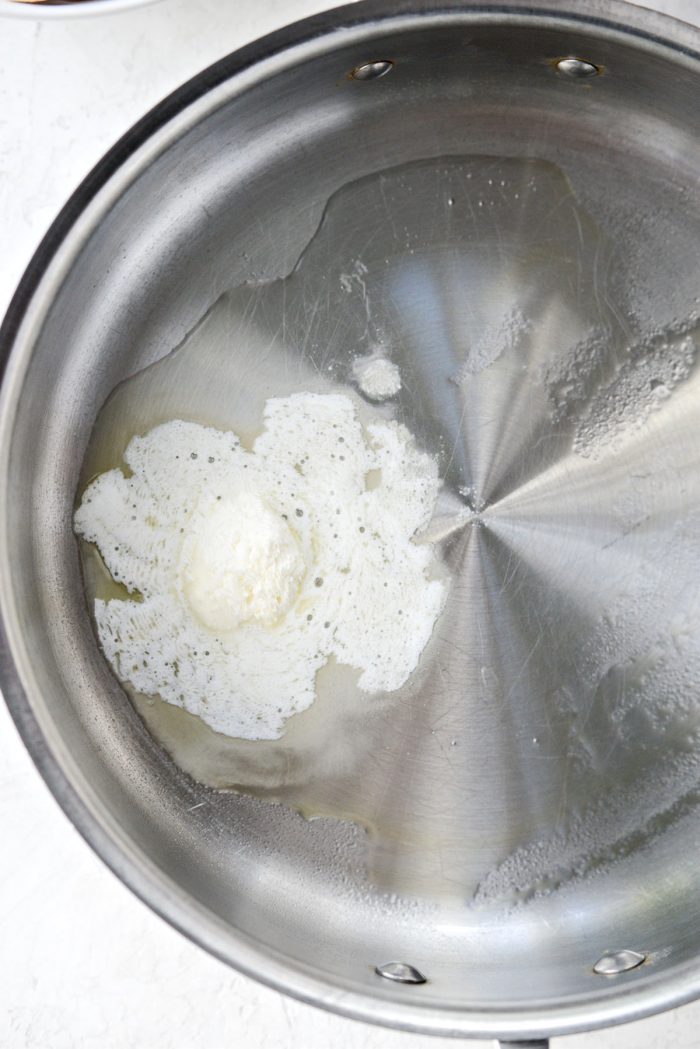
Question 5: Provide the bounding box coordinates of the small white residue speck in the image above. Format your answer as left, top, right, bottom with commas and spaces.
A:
352, 355, 402, 400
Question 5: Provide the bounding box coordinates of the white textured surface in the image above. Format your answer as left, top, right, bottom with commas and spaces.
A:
2, 1, 700, 1046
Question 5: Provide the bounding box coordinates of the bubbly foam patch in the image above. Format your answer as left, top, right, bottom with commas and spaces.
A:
352, 355, 402, 400
75, 393, 446, 740
181, 492, 306, 631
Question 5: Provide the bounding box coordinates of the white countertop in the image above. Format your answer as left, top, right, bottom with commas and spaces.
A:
2, 1, 700, 1046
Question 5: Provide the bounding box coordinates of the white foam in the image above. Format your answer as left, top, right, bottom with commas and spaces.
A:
352, 355, 402, 399
75, 394, 446, 740
181, 492, 306, 632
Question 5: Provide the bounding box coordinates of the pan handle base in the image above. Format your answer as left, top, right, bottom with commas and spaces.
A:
499, 1041, 549, 1048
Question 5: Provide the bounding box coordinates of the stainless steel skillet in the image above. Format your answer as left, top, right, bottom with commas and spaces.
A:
2, 2, 700, 1044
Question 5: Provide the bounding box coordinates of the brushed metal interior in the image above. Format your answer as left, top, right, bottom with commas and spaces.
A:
3, 1, 700, 1041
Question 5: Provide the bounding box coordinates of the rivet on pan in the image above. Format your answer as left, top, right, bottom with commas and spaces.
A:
350, 60, 394, 81
375, 961, 427, 984
593, 949, 647, 975
556, 57, 601, 79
